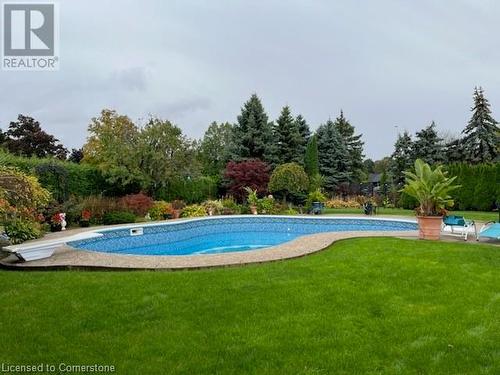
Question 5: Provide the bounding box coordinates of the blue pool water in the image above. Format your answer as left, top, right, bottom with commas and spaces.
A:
69, 216, 417, 256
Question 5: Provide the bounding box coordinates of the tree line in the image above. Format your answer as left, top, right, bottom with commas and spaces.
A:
0, 87, 498, 198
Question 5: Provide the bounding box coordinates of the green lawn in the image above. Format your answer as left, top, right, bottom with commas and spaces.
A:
323, 207, 498, 222
1, 238, 499, 374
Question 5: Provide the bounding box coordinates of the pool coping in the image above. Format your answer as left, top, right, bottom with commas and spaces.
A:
1, 215, 419, 270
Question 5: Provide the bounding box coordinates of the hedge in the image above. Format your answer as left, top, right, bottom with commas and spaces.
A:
445, 163, 499, 211
0, 151, 107, 201
155, 176, 217, 203
397, 163, 498, 211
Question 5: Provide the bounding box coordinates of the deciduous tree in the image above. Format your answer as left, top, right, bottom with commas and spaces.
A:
224, 159, 270, 201
138, 118, 200, 193
199, 121, 233, 176
82, 109, 143, 191
4, 115, 67, 159
269, 163, 309, 202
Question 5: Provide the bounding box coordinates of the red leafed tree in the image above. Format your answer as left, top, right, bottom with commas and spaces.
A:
224, 159, 270, 201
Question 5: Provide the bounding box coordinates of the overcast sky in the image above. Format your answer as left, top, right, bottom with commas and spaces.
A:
1, 0, 499, 159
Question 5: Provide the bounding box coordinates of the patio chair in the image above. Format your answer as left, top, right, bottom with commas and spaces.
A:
363, 202, 377, 215
442, 215, 477, 241
477, 222, 500, 241
311, 202, 324, 215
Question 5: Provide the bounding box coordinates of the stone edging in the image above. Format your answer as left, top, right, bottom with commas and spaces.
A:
0, 231, 418, 270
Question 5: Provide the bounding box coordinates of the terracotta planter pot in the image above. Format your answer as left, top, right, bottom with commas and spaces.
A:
172, 210, 181, 219
250, 205, 258, 215
417, 216, 443, 240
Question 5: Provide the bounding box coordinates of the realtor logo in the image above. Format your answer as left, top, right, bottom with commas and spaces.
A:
2, 2, 59, 70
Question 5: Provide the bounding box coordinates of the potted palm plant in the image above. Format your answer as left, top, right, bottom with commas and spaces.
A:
401, 159, 460, 240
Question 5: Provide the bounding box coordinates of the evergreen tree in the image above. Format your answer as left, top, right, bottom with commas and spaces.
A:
316, 119, 351, 192
462, 87, 499, 163
304, 135, 319, 177
444, 138, 465, 164
295, 114, 311, 161
230, 94, 273, 163
412, 121, 444, 165
272, 106, 302, 164
390, 131, 414, 186
333, 110, 364, 182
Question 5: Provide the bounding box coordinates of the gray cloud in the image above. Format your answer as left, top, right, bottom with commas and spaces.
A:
109, 67, 150, 92
0, 0, 499, 158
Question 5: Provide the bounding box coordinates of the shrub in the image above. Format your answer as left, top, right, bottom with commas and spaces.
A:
221, 197, 241, 215
120, 192, 153, 216
80, 196, 123, 224
398, 192, 418, 210
224, 159, 270, 202
156, 176, 217, 204
325, 198, 361, 209
244, 187, 259, 206
281, 207, 299, 215
306, 189, 327, 208
180, 204, 206, 218
257, 196, 276, 214
59, 195, 84, 225
269, 163, 309, 202
0, 166, 51, 209
202, 200, 223, 215
171, 200, 186, 210
102, 211, 136, 225
445, 163, 499, 211
148, 201, 172, 221
4, 219, 42, 244
81, 209, 92, 222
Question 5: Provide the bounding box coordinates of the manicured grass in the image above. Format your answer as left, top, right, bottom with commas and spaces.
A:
324, 207, 498, 222
1, 238, 499, 374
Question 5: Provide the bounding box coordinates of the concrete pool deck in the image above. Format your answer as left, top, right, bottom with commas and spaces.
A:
0, 215, 493, 270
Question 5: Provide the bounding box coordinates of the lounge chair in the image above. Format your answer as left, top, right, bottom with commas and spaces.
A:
477, 222, 500, 241
442, 215, 477, 241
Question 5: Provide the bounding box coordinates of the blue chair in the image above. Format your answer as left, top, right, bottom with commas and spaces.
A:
442, 215, 477, 241
477, 222, 500, 241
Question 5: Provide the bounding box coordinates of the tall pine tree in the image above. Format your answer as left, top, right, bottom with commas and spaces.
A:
412, 121, 444, 165
444, 138, 465, 164
390, 131, 414, 186
230, 94, 273, 163
304, 134, 319, 176
462, 87, 499, 163
295, 114, 311, 162
333, 111, 364, 182
272, 106, 302, 165
316, 119, 351, 192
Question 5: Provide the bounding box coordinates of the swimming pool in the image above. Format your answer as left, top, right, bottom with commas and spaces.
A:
68, 216, 417, 256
